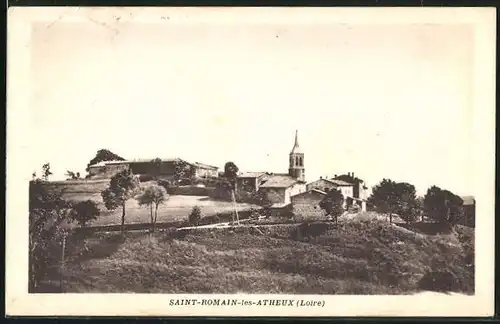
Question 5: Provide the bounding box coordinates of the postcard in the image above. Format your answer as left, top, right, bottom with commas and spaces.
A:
6, 6, 496, 317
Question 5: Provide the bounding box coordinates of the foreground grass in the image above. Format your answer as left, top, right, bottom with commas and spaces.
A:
41, 216, 474, 295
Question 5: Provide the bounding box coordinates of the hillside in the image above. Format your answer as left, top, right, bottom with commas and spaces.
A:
43, 215, 474, 294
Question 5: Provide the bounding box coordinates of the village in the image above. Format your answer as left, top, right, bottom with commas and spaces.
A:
84, 130, 373, 223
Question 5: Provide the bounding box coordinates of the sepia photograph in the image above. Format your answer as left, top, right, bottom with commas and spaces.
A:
6, 7, 495, 317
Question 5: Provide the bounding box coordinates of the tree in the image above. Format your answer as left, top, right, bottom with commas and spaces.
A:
151, 158, 162, 180
368, 179, 399, 224
319, 188, 345, 225
368, 179, 420, 224
65, 170, 82, 180
394, 182, 420, 224
86, 149, 125, 172
224, 162, 240, 225
42, 163, 53, 181
70, 200, 100, 227
416, 196, 425, 222
424, 186, 464, 225
29, 178, 74, 291
173, 159, 195, 183
189, 206, 202, 226
101, 169, 140, 234
252, 190, 273, 218
136, 184, 168, 232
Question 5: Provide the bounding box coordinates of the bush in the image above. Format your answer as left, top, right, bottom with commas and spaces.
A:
70, 200, 100, 227
418, 270, 459, 292
157, 180, 171, 189
189, 206, 202, 226
138, 174, 154, 182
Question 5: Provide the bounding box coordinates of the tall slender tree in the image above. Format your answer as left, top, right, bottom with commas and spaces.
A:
101, 169, 140, 234
136, 184, 168, 232
224, 162, 240, 225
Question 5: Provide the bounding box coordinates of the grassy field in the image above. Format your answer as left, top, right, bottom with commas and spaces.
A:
41, 214, 474, 295
45, 180, 259, 227
65, 194, 259, 226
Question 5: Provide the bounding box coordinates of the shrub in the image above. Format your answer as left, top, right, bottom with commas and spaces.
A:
157, 180, 171, 189
189, 206, 202, 226
138, 174, 154, 182
70, 200, 100, 227
418, 270, 459, 292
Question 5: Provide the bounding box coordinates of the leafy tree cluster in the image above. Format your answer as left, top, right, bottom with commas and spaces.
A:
173, 160, 196, 183
423, 186, 464, 225
101, 169, 140, 233
29, 174, 100, 291
319, 188, 345, 224
368, 179, 420, 224
65, 170, 82, 180
86, 149, 126, 172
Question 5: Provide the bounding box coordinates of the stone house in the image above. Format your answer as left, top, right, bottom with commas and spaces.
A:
236, 172, 270, 194
290, 189, 327, 220
306, 178, 354, 198
258, 174, 307, 208
332, 172, 369, 200
87, 160, 131, 179
193, 162, 219, 178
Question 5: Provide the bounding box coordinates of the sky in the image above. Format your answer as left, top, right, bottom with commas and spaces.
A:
28, 18, 475, 196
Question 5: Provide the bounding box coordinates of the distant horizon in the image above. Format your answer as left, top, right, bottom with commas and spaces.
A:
27, 19, 474, 198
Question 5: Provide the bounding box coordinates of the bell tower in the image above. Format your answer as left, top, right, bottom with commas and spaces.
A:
288, 130, 305, 182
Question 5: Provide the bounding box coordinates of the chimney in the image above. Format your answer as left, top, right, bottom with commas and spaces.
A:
352, 172, 355, 178
320, 176, 322, 179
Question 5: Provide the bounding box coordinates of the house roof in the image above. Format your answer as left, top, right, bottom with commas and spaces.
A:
461, 196, 475, 205
270, 203, 291, 209
292, 189, 327, 199
89, 158, 194, 168
193, 162, 219, 170
237, 172, 267, 178
332, 174, 365, 184
259, 175, 302, 188
323, 178, 353, 186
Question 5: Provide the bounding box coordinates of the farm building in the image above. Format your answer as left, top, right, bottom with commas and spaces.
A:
306, 178, 354, 199
236, 172, 271, 194
87, 158, 219, 181
258, 174, 307, 208
332, 172, 370, 200
305, 173, 368, 212
193, 162, 219, 178
290, 189, 327, 220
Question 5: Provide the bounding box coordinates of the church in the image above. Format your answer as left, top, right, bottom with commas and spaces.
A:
236, 130, 307, 208
236, 130, 368, 215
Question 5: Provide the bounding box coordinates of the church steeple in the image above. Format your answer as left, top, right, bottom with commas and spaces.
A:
290, 130, 302, 154
288, 130, 305, 181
